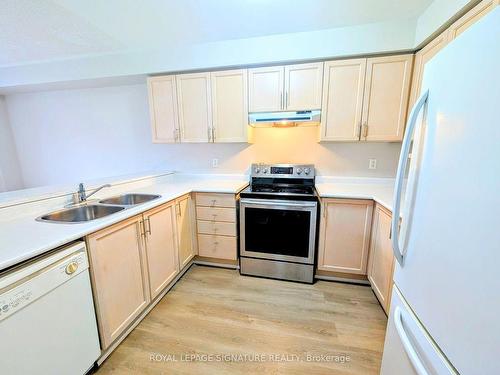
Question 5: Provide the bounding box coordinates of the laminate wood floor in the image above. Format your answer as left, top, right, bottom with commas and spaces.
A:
96, 265, 387, 375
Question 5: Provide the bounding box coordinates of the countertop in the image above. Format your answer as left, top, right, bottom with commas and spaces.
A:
0, 173, 398, 273
0, 173, 248, 272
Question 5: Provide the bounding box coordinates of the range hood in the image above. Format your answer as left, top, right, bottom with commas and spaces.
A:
248, 110, 321, 127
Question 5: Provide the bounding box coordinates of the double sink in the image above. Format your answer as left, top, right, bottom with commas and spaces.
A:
37, 193, 161, 223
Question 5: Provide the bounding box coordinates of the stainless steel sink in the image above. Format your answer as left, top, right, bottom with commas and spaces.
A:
99, 193, 161, 206
37, 204, 125, 223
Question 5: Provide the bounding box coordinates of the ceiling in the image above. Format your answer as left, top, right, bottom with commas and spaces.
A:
1, 0, 434, 67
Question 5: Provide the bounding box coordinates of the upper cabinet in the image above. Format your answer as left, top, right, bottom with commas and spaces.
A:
147, 75, 180, 143
361, 54, 413, 142
210, 69, 248, 142
320, 54, 413, 142
176, 72, 212, 143
248, 66, 284, 112
248, 62, 323, 112
447, 0, 499, 41
320, 59, 366, 141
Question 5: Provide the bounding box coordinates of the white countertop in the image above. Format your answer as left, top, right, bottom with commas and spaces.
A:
315, 176, 395, 211
0, 173, 398, 272
0, 173, 248, 272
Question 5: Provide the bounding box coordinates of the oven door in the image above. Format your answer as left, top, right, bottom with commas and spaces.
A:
240, 198, 317, 264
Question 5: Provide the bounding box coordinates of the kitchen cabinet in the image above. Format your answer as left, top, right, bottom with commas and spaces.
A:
284, 63, 323, 111
248, 62, 323, 112
176, 72, 212, 142
143, 202, 179, 299
320, 54, 412, 142
210, 69, 248, 142
195, 193, 238, 261
175, 194, 196, 270
87, 203, 181, 349
361, 54, 413, 142
408, 31, 449, 110
317, 198, 373, 275
147, 75, 180, 143
446, 0, 498, 41
367, 204, 395, 314
320, 59, 366, 141
87, 216, 151, 349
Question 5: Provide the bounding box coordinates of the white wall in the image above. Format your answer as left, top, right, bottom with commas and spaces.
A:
0, 18, 416, 91
5, 84, 401, 189
0, 96, 24, 192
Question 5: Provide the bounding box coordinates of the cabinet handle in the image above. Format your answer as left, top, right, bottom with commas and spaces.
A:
285, 91, 289, 108
280, 91, 283, 110
210, 199, 217, 207
176, 203, 181, 216
207, 127, 211, 142
146, 217, 152, 235
356, 122, 362, 139
212, 127, 216, 142
140, 219, 146, 236
362, 123, 369, 138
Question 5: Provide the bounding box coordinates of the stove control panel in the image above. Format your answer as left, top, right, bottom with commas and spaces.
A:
251, 164, 315, 178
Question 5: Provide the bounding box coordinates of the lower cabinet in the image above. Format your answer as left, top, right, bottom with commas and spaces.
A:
367, 204, 395, 314
175, 194, 196, 269
87, 202, 180, 350
86, 216, 151, 349
317, 198, 374, 275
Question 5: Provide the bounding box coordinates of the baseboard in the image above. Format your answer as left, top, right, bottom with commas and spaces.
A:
194, 256, 239, 269
315, 274, 370, 285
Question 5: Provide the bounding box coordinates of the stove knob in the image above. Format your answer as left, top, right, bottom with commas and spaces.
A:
304, 168, 311, 175
262, 168, 268, 174
296, 168, 303, 175
254, 167, 261, 173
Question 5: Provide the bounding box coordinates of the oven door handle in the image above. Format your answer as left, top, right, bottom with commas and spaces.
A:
240, 198, 317, 208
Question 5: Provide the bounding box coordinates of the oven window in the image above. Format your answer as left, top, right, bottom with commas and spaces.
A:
244, 207, 311, 258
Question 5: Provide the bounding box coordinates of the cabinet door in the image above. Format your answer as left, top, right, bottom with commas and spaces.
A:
367, 204, 395, 314
147, 75, 179, 143
317, 199, 373, 274
176, 72, 212, 142
176, 194, 196, 270
248, 66, 284, 112
447, 0, 498, 41
320, 59, 366, 141
284, 62, 323, 111
408, 31, 449, 110
144, 202, 179, 299
211, 69, 248, 142
361, 54, 413, 142
87, 216, 150, 349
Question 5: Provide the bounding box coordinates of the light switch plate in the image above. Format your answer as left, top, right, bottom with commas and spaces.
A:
368, 159, 377, 169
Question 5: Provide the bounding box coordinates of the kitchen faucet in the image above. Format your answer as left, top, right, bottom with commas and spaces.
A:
78, 183, 111, 202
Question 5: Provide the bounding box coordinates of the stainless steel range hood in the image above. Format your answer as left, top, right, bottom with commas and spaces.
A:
248, 110, 321, 127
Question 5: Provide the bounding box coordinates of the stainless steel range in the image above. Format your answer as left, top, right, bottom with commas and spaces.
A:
239, 164, 319, 283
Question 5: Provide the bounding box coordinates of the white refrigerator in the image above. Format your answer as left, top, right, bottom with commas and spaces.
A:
381, 8, 500, 375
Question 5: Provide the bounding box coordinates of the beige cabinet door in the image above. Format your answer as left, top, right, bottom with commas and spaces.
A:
147, 75, 179, 143
176, 72, 212, 142
447, 0, 498, 41
86, 216, 150, 349
176, 194, 196, 270
320, 59, 366, 141
248, 66, 284, 112
211, 69, 248, 142
143, 202, 179, 299
367, 204, 395, 314
317, 199, 373, 274
408, 31, 449, 110
361, 54, 413, 142
284, 62, 323, 111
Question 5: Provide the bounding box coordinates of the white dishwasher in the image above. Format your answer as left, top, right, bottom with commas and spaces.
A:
0, 241, 101, 375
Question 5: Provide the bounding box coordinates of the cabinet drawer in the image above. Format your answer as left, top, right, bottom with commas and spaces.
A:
198, 234, 237, 260
197, 220, 236, 236
196, 193, 236, 208
196, 206, 236, 223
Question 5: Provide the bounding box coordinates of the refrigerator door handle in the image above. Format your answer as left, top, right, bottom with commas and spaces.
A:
392, 89, 429, 266
394, 306, 430, 375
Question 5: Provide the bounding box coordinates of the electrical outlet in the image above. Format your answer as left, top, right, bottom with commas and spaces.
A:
212, 158, 219, 168
368, 159, 377, 170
